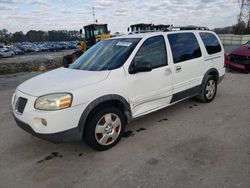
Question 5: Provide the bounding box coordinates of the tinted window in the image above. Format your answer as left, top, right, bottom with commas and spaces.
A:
168, 33, 201, 64
70, 38, 140, 71
200, 32, 222, 54
132, 35, 167, 68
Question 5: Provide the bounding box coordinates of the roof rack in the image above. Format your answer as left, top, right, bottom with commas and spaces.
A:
167, 26, 209, 31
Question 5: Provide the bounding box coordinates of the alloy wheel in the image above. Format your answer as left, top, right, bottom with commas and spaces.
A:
95, 113, 122, 146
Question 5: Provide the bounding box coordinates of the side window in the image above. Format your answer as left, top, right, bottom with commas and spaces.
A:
168, 33, 202, 64
85, 29, 90, 39
199, 32, 222, 55
132, 35, 167, 68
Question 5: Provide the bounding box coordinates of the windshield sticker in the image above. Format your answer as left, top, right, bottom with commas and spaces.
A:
116, 41, 132, 47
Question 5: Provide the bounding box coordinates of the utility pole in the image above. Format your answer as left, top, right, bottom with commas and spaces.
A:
92, 0, 96, 23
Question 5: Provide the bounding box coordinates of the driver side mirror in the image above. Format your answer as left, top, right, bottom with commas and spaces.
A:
129, 61, 152, 74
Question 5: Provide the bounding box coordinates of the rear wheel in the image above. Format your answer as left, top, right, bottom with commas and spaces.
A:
83, 106, 125, 151
197, 75, 217, 103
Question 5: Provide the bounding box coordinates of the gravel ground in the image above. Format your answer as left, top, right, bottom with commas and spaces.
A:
0, 71, 249, 188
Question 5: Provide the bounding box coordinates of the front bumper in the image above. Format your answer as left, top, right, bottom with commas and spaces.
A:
13, 114, 82, 142
12, 89, 88, 142
225, 59, 250, 72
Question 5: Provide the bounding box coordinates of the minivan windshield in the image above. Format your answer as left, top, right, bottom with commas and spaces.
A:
70, 38, 141, 71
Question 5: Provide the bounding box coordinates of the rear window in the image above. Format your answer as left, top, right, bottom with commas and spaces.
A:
168, 33, 201, 64
199, 32, 222, 55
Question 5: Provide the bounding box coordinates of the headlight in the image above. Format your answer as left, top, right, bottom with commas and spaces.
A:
35, 93, 72, 111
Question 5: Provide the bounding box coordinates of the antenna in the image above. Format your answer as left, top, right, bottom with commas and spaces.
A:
92, 0, 96, 23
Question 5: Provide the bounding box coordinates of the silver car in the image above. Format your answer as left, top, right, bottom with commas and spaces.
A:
0, 48, 15, 58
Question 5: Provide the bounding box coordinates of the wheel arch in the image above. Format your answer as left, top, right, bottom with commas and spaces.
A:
77, 94, 132, 134
202, 68, 219, 84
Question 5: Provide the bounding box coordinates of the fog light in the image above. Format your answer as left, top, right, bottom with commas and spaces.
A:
41, 118, 47, 126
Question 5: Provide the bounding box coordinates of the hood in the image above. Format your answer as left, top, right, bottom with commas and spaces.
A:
231, 45, 250, 56
17, 67, 110, 96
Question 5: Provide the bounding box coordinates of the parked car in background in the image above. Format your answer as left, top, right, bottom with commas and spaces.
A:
13, 41, 77, 54
225, 40, 250, 73
0, 48, 15, 58
9, 47, 24, 55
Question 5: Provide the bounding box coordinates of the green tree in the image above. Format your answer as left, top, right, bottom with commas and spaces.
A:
12, 31, 25, 42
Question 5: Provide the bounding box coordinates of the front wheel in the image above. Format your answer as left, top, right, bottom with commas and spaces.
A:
197, 75, 217, 103
72, 54, 79, 62
83, 106, 126, 151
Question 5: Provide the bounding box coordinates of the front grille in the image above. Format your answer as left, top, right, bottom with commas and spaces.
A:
15, 97, 27, 114
229, 54, 250, 65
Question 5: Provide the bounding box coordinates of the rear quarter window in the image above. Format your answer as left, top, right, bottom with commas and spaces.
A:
199, 32, 222, 55
167, 33, 201, 64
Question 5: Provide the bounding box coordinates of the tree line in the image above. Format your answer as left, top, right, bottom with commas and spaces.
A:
214, 21, 250, 34
0, 29, 83, 44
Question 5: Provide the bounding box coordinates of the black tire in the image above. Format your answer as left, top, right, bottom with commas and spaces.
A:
72, 54, 79, 62
197, 75, 217, 103
83, 105, 126, 151
63, 54, 73, 67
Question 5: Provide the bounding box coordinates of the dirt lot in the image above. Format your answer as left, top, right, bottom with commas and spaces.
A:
0, 71, 249, 188
0, 50, 74, 74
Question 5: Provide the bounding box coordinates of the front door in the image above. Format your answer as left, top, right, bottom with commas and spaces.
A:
126, 35, 173, 117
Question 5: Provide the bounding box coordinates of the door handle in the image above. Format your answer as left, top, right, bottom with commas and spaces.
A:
175, 65, 182, 72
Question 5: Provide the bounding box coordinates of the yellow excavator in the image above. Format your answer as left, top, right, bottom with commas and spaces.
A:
63, 23, 111, 67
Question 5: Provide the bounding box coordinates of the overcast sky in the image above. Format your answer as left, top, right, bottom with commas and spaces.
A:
0, 0, 240, 34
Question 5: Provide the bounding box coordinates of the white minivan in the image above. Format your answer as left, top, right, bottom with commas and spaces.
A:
12, 30, 225, 150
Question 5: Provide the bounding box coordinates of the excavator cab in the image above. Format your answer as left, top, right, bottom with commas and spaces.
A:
63, 23, 111, 67
84, 24, 110, 47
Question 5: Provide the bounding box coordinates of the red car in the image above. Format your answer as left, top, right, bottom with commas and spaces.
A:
225, 41, 250, 73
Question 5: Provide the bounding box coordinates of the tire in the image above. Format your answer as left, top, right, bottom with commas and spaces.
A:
197, 75, 217, 103
83, 106, 126, 151
72, 53, 80, 62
